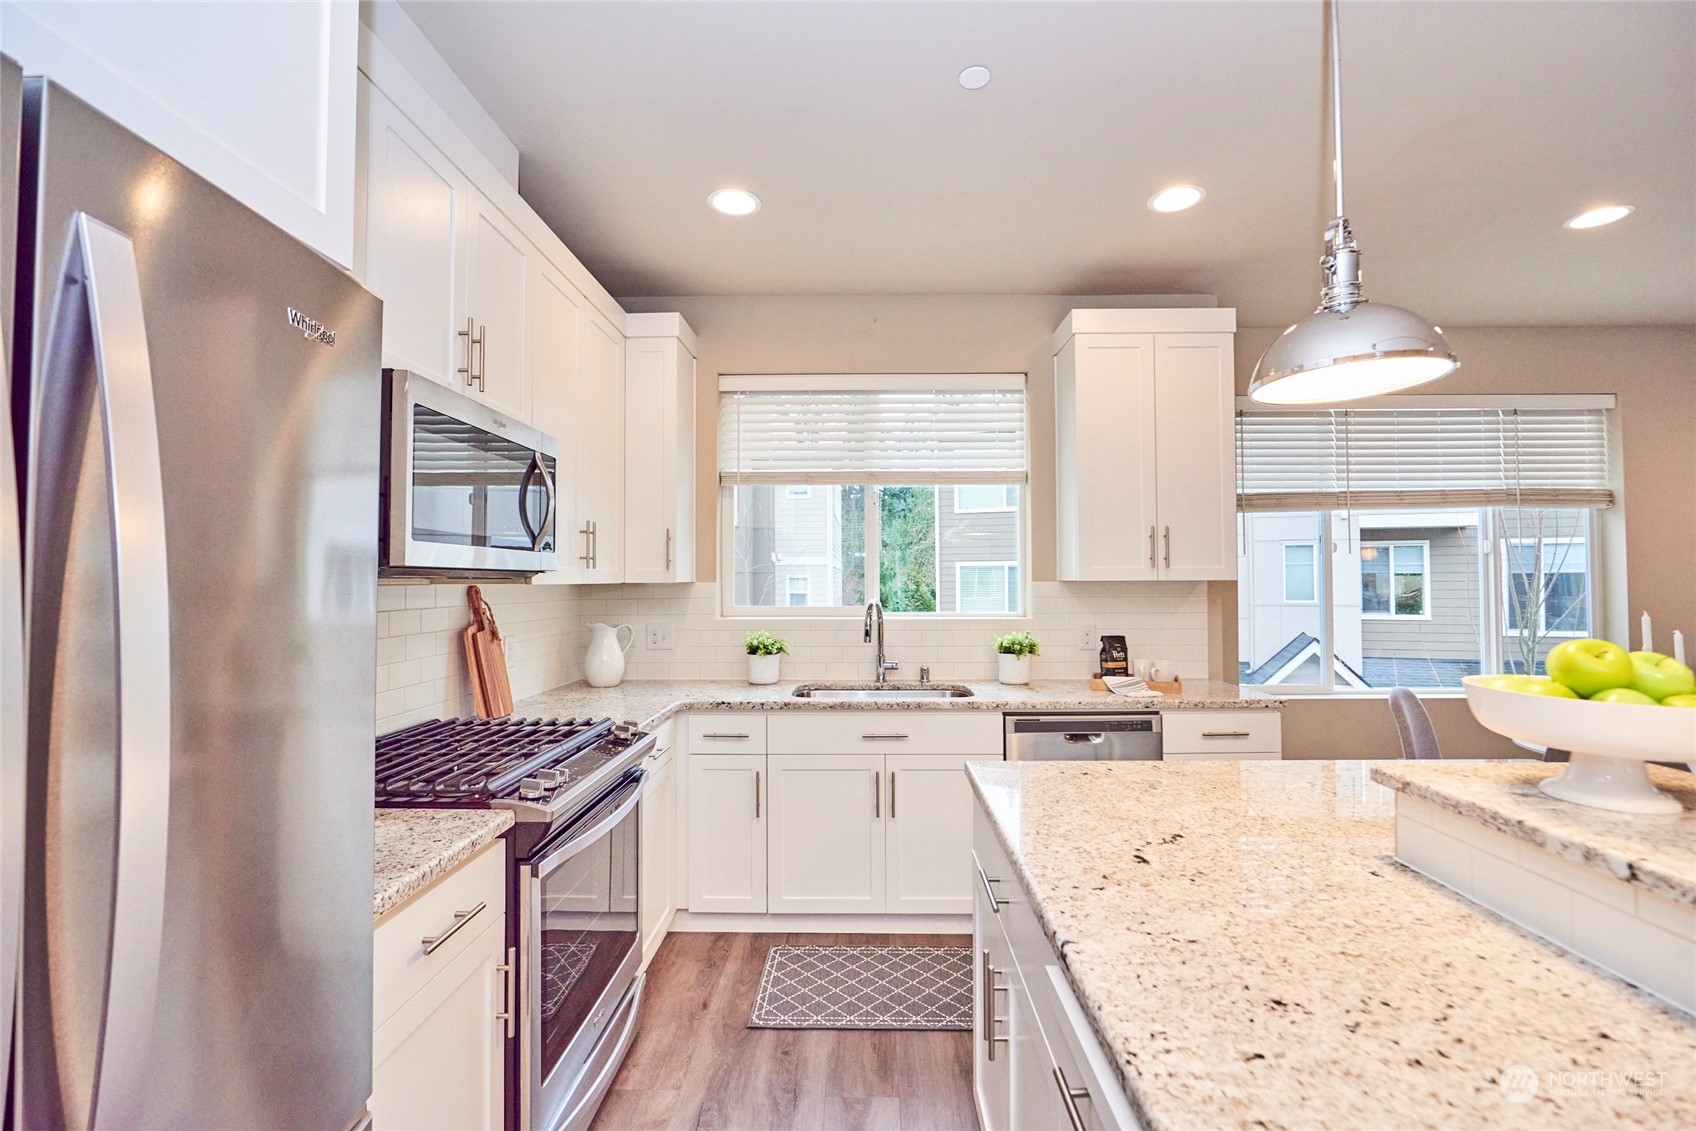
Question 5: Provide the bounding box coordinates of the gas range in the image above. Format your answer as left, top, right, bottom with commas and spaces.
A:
375, 715, 654, 830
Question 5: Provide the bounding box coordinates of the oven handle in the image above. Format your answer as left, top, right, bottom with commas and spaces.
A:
535, 769, 646, 880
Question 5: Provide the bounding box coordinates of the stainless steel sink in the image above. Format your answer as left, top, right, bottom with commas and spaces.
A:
792, 683, 975, 700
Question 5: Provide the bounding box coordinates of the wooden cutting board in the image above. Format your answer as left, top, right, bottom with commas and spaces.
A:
463, 585, 514, 718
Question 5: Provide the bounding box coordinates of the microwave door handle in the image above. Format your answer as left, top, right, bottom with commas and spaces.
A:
536, 454, 556, 550
536, 770, 646, 879
517, 457, 539, 547
33, 215, 172, 1130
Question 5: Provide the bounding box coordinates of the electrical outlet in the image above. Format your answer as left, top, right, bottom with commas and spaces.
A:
646, 623, 673, 650
1081, 625, 1099, 653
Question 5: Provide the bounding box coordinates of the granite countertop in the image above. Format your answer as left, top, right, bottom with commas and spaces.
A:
373, 809, 513, 920
512, 678, 1278, 731
968, 759, 1696, 1131
1372, 761, 1696, 907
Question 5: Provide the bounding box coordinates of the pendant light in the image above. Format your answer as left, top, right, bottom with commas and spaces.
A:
1248, 0, 1458, 405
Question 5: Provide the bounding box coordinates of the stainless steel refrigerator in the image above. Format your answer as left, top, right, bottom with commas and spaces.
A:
3, 60, 382, 1131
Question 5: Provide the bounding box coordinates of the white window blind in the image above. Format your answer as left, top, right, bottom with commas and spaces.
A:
718, 374, 1027, 486
1236, 406, 1613, 512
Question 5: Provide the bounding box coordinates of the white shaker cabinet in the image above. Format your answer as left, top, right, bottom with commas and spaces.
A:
361, 78, 468, 387
638, 726, 678, 965
1054, 309, 1237, 582
623, 314, 698, 584
360, 80, 530, 420
766, 753, 887, 914
685, 752, 767, 913
462, 196, 531, 422
886, 753, 996, 914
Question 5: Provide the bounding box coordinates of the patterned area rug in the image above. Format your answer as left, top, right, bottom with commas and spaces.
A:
541, 941, 596, 1022
748, 945, 972, 1030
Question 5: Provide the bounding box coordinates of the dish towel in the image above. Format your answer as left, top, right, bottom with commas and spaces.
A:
1102, 675, 1162, 698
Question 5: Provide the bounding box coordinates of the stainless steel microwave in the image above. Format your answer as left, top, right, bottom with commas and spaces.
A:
381, 369, 559, 575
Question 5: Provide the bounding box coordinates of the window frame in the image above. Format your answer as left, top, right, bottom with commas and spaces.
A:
1359, 540, 1433, 621
954, 560, 1020, 614
720, 483, 1030, 619
1281, 542, 1319, 604
1501, 534, 1590, 639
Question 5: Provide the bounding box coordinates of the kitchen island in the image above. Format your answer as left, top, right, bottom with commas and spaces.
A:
967, 759, 1696, 1130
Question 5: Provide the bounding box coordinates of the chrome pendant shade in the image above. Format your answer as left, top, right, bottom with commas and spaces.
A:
1248, 2, 1458, 405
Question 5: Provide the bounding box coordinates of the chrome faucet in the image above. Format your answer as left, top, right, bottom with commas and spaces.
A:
863, 601, 899, 683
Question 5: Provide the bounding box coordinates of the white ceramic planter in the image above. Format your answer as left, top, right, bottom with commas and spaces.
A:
748, 653, 782, 685
998, 653, 1031, 685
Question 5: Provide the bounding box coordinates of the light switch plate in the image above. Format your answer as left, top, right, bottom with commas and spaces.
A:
646, 623, 673, 649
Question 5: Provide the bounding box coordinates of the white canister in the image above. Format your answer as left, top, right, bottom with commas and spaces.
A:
747, 653, 782, 685
584, 623, 634, 687
998, 653, 1032, 685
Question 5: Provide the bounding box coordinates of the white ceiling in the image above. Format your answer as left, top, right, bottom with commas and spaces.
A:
400, 1, 1696, 326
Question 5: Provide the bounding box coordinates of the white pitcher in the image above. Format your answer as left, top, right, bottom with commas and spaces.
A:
584, 623, 634, 687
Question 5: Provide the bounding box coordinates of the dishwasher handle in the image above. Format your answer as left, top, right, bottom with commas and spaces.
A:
1062, 732, 1106, 744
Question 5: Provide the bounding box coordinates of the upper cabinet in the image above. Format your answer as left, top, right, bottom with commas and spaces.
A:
2, 0, 359, 264
1054, 309, 1237, 582
624, 315, 697, 584
359, 77, 529, 420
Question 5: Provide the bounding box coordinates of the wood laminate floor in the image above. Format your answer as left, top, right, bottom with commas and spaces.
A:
591, 933, 979, 1131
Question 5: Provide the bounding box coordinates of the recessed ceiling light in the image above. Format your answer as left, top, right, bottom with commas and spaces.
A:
1147, 185, 1206, 213
708, 188, 761, 216
1563, 204, 1634, 230
958, 65, 991, 90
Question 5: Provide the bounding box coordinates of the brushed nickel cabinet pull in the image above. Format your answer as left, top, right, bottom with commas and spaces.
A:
579, 521, 594, 565
701, 732, 751, 740
1149, 525, 1156, 567
665, 527, 673, 571
978, 867, 1006, 912
458, 316, 477, 386
1054, 1066, 1090, 1131
494, 945, 516, 1038
1201, 731, 1251, 738
860, 733, 909, 741
421, 900, 486, 955
873, 772, 879, 819
889, 771, 896, 819
754, 770, 761, 819
1163, 525, 1171, 568
980, 949, 1009, 1058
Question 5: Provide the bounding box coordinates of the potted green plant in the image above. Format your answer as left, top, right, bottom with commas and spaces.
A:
994, 632, 1039, 685
744, 630, 790, 685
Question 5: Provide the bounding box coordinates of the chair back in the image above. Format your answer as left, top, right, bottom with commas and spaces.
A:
1388, 688, 1443, 760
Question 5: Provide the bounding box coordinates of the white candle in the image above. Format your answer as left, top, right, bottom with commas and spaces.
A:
1641, 611, 1653, 654
1675, 630, 1686, 666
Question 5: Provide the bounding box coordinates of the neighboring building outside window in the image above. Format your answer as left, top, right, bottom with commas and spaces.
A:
956, 562, 1020, 614
1282, 543, 1317, 603
1361, 542, 1430, 618
785, 485, 812, 499
954, 485, 1019, 512
786, 575, 810, 606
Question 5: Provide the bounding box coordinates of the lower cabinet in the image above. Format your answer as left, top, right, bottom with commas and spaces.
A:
887, 753, 989, 914
371, 841, 511, 1131
768, 753, 887, 913
973, 804, 1138, 1131
685, 751, 767, 913
638, 728, 678, 964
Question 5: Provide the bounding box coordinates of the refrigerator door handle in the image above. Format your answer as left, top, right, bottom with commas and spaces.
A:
42, 214, 173, 1130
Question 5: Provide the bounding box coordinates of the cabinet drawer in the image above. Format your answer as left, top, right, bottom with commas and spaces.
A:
1160, 710, 1281, 756
687, 713, 767, 753
768, 711, 1001, 755
374, 840, 506, 1028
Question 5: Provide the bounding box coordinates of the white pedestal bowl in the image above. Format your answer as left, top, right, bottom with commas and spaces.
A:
1463, 676, 1696, 815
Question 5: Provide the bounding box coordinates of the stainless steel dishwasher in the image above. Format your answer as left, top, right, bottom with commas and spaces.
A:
1003, 712, 1163, 761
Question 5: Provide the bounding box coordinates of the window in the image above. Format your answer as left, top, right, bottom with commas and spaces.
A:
1361, 542, 1429, 618
785, 575, 811, 606
1282, 543, 1317, 603
1236, 398, 1614, 691
719, 375, 1028, 616
954, 485, 1019, 512
956, 563, 1020, 614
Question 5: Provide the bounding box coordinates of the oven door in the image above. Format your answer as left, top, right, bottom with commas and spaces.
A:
521, 767, 644, 1131
384, 369, 558, 573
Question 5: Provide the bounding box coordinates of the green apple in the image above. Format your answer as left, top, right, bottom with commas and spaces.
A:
1544, 638, 1636, 698
1661, 694, 1696, 709
1627, 651, 1696, 701
1478, 673, 1533, 691
1590, 687, 1659, 706
1514, 677, 1580, 699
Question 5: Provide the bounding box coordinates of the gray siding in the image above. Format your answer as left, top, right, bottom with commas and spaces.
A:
1360, 526, 1480, 663
936, 487, 1021, 613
